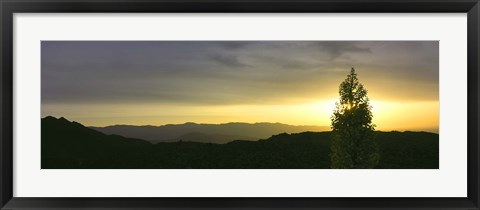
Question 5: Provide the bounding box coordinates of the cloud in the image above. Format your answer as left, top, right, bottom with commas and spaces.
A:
209, 54, 250, 68
315, 42, 371, 60
41, 41, 438, 106
219, 42, 250, 50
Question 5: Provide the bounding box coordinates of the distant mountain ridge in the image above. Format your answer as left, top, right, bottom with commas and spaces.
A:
90, 121, 329, 144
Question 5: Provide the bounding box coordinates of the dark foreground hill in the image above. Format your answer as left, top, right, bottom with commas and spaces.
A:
42, 116, 439, 169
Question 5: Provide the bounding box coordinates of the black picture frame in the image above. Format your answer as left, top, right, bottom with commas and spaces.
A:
1, 0, 479, 209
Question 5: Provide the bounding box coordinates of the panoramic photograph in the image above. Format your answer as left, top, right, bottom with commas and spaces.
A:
41, 41, 439, 169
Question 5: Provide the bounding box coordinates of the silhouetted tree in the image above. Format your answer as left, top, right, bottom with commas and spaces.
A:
330, 67, 379, 168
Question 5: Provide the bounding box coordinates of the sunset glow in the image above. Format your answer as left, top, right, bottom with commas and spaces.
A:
42, 98, 438, 133
41, 41, 438, 132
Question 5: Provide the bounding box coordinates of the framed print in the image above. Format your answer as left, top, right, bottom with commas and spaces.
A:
1, 0, 479, 209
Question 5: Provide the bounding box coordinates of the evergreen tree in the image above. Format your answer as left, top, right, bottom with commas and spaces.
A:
330, 67, 379, 169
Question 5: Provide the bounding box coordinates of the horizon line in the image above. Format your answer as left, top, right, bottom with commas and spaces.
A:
41, 115, 440, 134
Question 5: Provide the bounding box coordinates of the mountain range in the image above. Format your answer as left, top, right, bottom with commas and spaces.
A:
42, 116, 439, 169
90, 122, 329, 144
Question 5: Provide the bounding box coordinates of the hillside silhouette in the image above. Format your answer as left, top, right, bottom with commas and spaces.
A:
42, 116, 439, 169
90, 122, 329, 144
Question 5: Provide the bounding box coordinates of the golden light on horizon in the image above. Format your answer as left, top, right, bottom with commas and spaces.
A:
42, 98, 439, 133
368, 100, 438, 132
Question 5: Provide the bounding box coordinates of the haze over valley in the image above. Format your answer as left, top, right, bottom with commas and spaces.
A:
90, 122, 328, 144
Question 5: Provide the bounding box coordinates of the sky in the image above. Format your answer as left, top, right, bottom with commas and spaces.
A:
41, 41, 439, 132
